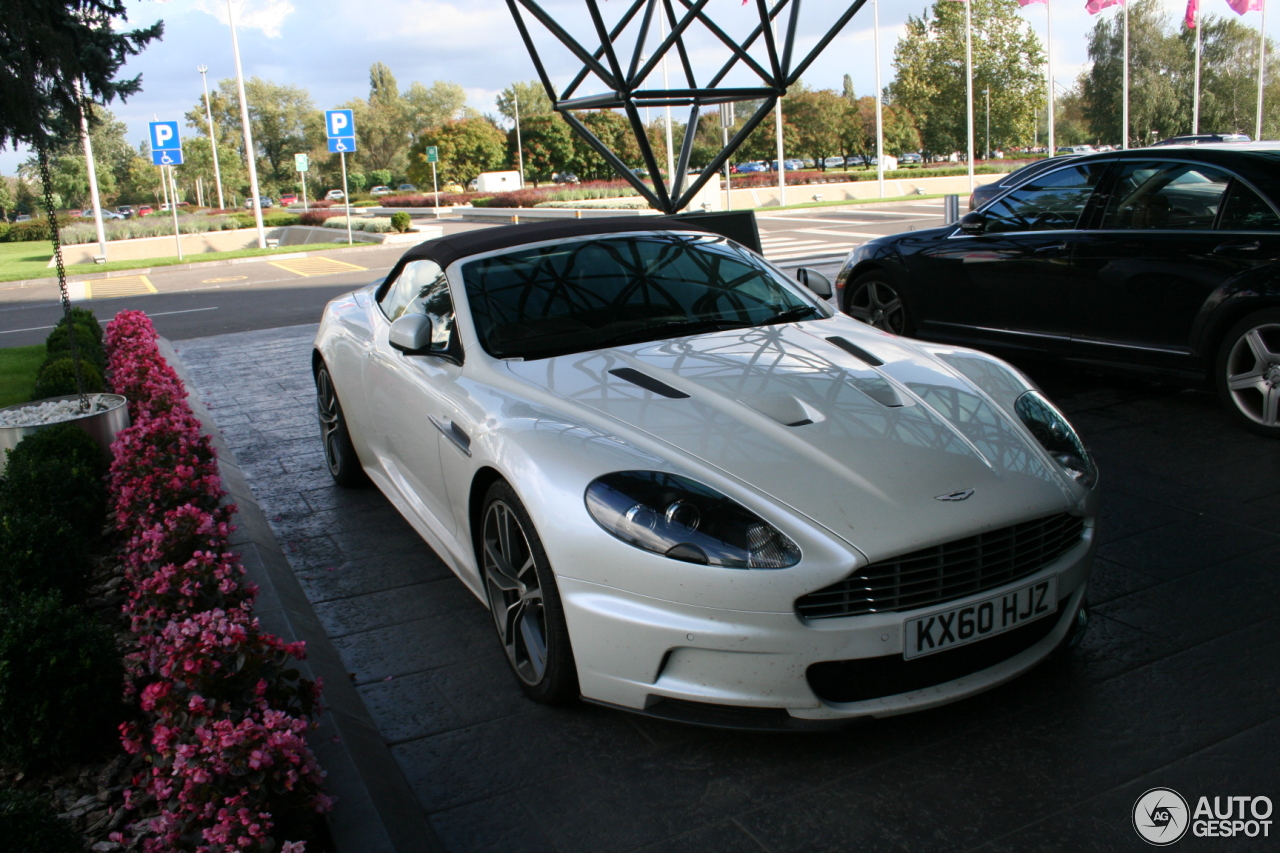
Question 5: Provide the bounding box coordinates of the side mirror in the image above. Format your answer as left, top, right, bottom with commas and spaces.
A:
389, 313, 433, 353
796, 268, 833, 298
957, 211, 986, 235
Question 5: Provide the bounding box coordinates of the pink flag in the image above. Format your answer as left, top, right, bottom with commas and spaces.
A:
1086, 0, 1125, 13
1225, 0, 1263, 13
1017, 0, 1047, 5
1186, 0, 1199, 27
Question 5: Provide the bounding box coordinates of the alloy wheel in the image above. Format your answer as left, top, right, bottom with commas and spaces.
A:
847, 278, 907, 334
316, 368, 346, 477
1224, 322, 1280, 429
482, 500, 548, 686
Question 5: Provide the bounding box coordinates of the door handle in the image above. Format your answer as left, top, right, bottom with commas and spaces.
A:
1213, 240, 1261, 254
1033, 242, 1068, 254
429, 414, 472, 457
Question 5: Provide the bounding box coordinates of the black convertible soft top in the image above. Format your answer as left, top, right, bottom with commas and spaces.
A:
379, 211, 762, 292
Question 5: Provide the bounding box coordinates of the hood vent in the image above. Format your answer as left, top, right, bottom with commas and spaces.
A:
608, 367, 689, 399
827, 336, 885, 367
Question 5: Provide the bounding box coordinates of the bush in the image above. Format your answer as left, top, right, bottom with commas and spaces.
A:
298, 209, 330, 226
391, 211, 411, 233
32, 356, 105, 399
0, 215, 74, 242
0, 591, 123, 768
44, 322, 106, 371
381, 192, 482, 207
0, 790, 82, 853
230, 211, 300, 229
0, 423, 107, 598
56, 306, 103, 343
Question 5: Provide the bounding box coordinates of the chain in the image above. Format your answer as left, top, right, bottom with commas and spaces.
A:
36, 143, 90, 411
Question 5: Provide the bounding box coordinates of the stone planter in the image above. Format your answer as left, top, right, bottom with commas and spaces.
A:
0, 393, 131, 467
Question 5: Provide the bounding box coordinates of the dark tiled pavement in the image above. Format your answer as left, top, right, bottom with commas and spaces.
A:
173, 326, 1280, 853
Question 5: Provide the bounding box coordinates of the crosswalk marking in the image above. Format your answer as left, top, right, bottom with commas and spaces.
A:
70, 275, 157, 301
759, 234, 859, 261
269, 256, 368, 277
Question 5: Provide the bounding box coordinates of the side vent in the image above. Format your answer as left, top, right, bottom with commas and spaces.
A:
609, 368, 690, 399
827, 336, 884, 367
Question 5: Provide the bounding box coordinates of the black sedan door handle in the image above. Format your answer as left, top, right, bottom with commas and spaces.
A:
1033, 242, 1068, 254
1213, 240, 1261, 253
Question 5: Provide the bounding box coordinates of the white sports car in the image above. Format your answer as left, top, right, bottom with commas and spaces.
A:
313, 218, 1099, 728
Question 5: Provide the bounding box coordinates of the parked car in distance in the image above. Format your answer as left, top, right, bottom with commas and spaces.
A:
79, 208, 123, 220
970, 155, 1083, 210
14, 214, 32, 222
397, 183, 417, 192
115, 205, 134, 218
313, 217, 1098, 727
369, 186, 394, 196
735, 161, 767, 173
899, 152, 923, 164
822, 156, 846, 169
1152, 133, 1251, 147
325, 190, 346, 201
552, 172, 580, 184
280, 193, 299, 205
243, 197, 274, 209
835, 143, 1280, 437
137, 206, 154, 217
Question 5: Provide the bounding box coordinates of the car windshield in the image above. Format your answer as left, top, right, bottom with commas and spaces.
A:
461, 232, 829, 360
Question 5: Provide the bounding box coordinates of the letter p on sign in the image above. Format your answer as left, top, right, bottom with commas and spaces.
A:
149, 120, 180, 151
326, 109, 354, 138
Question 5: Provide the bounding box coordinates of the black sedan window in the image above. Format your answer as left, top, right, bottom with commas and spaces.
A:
977, 162, 1108, 234
1218, 181, 1280, 231
1100, 161, 1230, 231
461, 233, 828, 359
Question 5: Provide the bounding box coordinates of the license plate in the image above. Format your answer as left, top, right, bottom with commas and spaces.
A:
903, 576, 1057, 660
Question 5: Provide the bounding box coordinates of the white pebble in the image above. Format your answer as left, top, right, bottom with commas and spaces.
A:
0, 394, 116, 428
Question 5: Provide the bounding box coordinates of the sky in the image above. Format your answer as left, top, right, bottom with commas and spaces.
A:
0, 0, 1257, 174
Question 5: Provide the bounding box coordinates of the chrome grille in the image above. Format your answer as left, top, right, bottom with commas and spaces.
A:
796, 513, 1085, 620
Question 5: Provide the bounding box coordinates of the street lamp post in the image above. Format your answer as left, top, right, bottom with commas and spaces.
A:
198, 65, 226, 210
985, 88, 990, 160
513, 90, 525, 188
225, 0, 266, 248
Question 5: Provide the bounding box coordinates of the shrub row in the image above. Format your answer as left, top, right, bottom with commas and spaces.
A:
0, 215, 75, 243
33, 306, 107, 400
378, 192, 483, 207
321, 215, 393, 233
104, 310, 330, 852
61, 215, 245, 246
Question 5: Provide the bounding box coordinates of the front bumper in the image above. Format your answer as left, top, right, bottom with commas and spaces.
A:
559, 526, 1095, 724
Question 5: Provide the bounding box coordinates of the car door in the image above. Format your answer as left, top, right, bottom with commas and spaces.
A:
1070, 159, 1280, 369
364, 260, 464, 538
914, 159, 1111, 352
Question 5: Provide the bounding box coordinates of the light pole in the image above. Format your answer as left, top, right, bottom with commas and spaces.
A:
226, 0, 266, 248
513, 90, 525, 188
198, 65, 226, 210
75, 81, 107, 261
985, 88, 990, 160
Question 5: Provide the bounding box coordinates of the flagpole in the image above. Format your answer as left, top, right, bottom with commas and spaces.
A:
1123, 0, 1130, 149
1047, 0, 1055, 157
1257, 0, 1267, 140
966, 0, 975, 190
874, 0, 885, 198
1194, 2, 1202, 134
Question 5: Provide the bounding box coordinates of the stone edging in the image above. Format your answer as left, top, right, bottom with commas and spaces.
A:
156, 336, 444, 853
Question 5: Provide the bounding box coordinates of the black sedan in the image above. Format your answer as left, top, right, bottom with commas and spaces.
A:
835, 144, 1280, 437
970, 155, 1082, 210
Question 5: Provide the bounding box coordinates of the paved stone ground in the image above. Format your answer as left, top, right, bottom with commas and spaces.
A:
174, 325, 1280, 853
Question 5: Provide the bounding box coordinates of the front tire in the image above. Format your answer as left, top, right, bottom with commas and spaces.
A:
315, 363, 368, 486
1215, 308, 1280, 438
844, 271, 913, 335
480, 481, 579, 705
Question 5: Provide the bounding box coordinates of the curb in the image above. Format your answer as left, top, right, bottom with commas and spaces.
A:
3, 243, 398, 289
158, 336, 445, 853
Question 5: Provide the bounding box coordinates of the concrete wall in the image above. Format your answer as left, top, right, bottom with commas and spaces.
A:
723, 172, 1000, 209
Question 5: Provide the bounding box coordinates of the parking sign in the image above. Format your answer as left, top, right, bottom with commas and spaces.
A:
325, 109, 356, 152
149, 121, 181, 151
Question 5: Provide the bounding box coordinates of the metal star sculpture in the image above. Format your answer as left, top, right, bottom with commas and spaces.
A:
507, 0, 865, 213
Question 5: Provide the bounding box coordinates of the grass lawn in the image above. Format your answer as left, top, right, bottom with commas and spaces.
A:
0, 344, 47, 409
0, 241, 359, 284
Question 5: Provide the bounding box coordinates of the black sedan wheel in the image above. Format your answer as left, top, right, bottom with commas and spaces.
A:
315, 364, 368, 486
845, 272, 912, 335
1216, 309, 1280, 438
480, 481, 578, 704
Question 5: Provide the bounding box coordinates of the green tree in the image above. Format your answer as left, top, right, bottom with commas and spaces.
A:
404, 80, 468, 141
409, 117, 507, 186
496, 81, 554, 124
1179, 14, 1280, 137
784, 87, 846, 168
178, 135, 246, 207
0, 1, 162, 150
0, 175, 14, 220
344, 63, 411, 174
842, 74, 857, 103
511, 112, 578, 183
892, 0, 1046, 156
14, 178, 36, 215
577, 110, 644, 179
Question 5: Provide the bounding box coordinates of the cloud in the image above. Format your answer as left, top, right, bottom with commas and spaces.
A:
187, 0, 296, 39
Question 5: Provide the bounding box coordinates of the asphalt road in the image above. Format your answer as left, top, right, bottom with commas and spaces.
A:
0, 202, 945, 346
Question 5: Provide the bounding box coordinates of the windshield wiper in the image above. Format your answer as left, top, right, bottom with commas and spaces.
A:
761, 304, 821, 325
598, 317, 751, 349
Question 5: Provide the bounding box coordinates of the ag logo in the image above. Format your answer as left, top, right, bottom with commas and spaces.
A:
1134, 787, 1190, 845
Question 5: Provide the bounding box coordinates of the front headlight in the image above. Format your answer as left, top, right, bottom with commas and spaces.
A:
1014, 391, 1097, 488
584, 471, 801, 569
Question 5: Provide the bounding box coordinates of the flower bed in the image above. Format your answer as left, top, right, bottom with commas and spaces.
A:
104, 310, 331, 852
